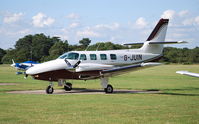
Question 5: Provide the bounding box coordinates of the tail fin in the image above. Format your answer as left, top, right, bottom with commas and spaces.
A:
141, 18, 169, 54
12, 59, 15, 64
10, 59, 16, 67
147, 19, 169, 41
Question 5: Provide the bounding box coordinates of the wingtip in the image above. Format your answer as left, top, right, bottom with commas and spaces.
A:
176, 71, 188, 74
178, 41, 188, 43
141, 62, 162, 67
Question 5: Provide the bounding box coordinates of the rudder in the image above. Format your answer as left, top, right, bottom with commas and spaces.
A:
141, 18, 169, 54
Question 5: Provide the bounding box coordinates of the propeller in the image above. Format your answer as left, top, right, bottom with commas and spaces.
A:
64, 59, 81, 69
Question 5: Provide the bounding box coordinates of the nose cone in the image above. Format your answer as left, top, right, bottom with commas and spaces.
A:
26, 59, 67, 75
25, 67, 35, 75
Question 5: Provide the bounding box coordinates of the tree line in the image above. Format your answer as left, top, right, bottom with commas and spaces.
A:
0, 33, 199, 64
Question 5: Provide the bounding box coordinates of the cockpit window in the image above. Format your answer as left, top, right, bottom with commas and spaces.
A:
58, 52, 79, 60
59, 53, 68, 59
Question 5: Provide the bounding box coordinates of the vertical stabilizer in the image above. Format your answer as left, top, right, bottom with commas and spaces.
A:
141, 18, 169, 54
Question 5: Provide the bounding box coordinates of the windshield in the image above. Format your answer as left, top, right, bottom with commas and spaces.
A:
58, 52, 79, 60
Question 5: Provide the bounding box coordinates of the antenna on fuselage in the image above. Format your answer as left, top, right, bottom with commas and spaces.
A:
96, 43, 101, 51
84, 45, 90, 51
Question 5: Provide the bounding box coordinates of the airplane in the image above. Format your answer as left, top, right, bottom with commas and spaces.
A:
11, 59, 38, 74
176, 71, 199, 78
25, 18, 186, 94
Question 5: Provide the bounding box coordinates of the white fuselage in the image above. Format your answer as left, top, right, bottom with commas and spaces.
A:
26, 49, 160, 75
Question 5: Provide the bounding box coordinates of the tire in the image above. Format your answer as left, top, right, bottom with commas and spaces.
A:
46, 86, 54, 94
64, 83, 72, 91
105, 84, 113, 93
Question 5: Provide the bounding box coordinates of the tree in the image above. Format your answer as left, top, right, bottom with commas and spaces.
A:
1, 49, 17, 64
14, 35, 33, 61
0, 48, 6, 64
42, 40, 69, 61
79, 38, 91, 47
31, 34, 55, 61
189, 47, 199, 63
15, 35, 33, 50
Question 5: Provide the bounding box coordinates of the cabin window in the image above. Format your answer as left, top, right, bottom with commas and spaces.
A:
90, 54, 97, 60
80, 54, 87, 60
110, 54, 117, 60
100, 54, 107, 60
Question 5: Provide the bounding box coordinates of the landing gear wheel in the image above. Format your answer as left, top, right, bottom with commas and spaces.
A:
104, 84, 113, 93
46, 86, 54, 94
64, 83, 72, 91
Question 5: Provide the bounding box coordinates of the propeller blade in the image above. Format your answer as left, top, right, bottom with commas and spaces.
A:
64, 59, 72, 67
73, 61, 81, 68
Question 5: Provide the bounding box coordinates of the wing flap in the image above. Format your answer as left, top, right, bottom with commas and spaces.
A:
101, 62, 161, 76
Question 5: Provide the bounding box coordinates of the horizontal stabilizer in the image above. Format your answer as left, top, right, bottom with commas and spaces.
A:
123, 41, 187, 45
149, 41, 187, 44
123, 42, 144, 45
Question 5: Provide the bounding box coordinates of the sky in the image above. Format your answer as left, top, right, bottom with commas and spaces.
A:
0, 0, 199, 49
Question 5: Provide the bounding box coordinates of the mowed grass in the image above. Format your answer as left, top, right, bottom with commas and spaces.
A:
0, 64, 199, 124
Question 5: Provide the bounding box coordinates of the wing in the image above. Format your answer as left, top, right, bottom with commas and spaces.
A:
176, 71, 199, 78
77, 62, 161, 80
101, 62, 161, 77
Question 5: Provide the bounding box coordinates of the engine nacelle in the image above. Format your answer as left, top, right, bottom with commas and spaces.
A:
75, 63, 114, 72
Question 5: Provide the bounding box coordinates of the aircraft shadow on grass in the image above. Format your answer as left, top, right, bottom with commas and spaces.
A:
62, 88, 160, 94
146, 87, 199, 96
69, 88, 199, 96
60, 88, 199, 96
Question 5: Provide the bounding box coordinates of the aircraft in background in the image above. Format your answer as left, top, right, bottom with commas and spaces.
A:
11, 59, 38, 74
25, 18, 186, 94
176, 71, 199, 78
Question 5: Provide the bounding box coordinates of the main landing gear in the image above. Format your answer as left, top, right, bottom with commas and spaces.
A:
46, 82, 54, 94
100, 77, 113, 93
64, 82, 72, 91
104, 84, 113, 93
46, 81, 73, 94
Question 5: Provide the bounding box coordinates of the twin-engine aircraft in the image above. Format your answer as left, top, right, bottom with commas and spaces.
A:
25, 18, 186, 94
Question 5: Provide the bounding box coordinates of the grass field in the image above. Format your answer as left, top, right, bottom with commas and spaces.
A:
0, 64, 199, 124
